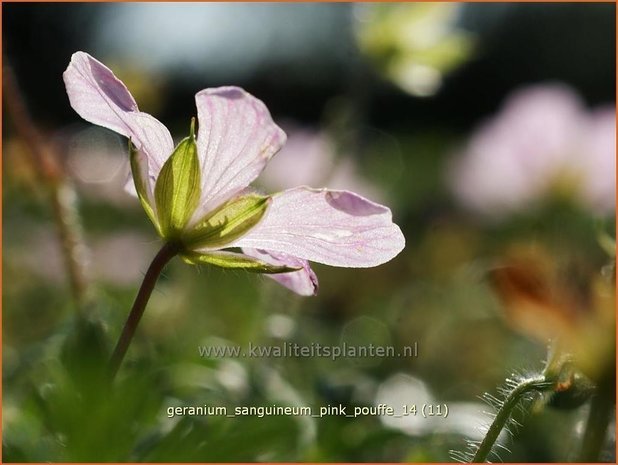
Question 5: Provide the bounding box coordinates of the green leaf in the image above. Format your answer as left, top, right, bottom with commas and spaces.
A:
596, 230, 616, 258
154, 133, 201, 238
182, 250, 301, 274
59, 314, 110, 395
129, 142, 161, 235
181, 194, 271, 249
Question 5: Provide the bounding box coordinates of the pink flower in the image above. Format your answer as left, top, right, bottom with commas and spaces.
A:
259, 125, 386, 203
63, 52, 405, 296
448, 83, 616, 219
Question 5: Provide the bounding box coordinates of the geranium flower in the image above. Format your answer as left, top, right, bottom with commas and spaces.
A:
63, 52, 405, 296
448, 83, 616, 219
259, 125, 385, 203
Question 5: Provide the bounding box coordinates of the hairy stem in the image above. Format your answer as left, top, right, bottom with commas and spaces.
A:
108, 242, 179, 380
49, 183, 90, 309
472, 375, 548, 463
3, 60, 90, 309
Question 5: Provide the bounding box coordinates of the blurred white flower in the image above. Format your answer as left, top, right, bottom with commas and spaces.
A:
374, 373, 489, 440
448, 83, 616, 219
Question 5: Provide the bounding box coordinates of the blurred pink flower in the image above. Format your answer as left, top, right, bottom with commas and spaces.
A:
448, 83, 616, 219
63, 52, 405, 296
259, 127, 333, 190
259, 126, 385, 202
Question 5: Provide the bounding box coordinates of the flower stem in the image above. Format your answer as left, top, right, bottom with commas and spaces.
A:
108, 242, 179, 380
471, 375, 548, 463
4, 59, 91, 310
577, 378, 614, 461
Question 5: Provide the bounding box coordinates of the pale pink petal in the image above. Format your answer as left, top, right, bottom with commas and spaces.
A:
228, 187, 405, 267
242, 248, 318, 296
63, 51, 173, 175
194, 87, 286, 216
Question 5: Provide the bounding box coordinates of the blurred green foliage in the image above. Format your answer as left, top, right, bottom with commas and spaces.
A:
4, 120, 614, 461
356, 4, 475, 97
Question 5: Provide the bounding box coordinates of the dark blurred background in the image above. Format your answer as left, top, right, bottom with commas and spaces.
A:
4, 3, 615, 128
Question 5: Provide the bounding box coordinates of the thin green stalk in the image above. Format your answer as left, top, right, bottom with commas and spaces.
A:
578, 380, 614, 461
49, 182, 90, 309
108, 242, 179, 380
4, 59, 90, 310
471, 375, 548, 463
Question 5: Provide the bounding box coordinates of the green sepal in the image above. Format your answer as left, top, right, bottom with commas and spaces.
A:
154, 127, 201, 238
182, 251, 301, 274
181, 194, 271, 249
129, 141, 162, 236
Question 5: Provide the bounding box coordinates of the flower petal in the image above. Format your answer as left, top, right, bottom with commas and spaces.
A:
229, 187, 405, 267
242, 248, 318, 296
194, 87, 286, 214
63, 51, 174, 174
